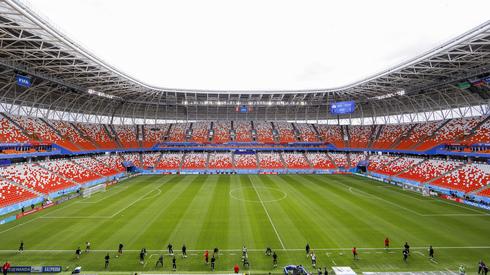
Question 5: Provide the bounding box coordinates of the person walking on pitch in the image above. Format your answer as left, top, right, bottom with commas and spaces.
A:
155, 254, 164, 268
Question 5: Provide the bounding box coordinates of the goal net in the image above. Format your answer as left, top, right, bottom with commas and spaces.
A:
402, 183, 430, 197
82, 184, 106, 198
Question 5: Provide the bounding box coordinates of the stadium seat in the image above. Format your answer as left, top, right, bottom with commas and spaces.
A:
168, 123, 190, 142
235, 154, 257, 169
51, 120, 97, 150
431, 163, 490, 193
42, 158, 100, 183
255, 122, 275, 143
213, 122, 231, 144
348, 125, 373, 148
95, 155, 126, 173
372, 124, 413, 149
122, 153, 142, 167
295, 123, 319, 142
191, 122, 211, 143
417, 118, 482, 150
282, 152, 310, 169
399, 159, 459, 183
182, 152, 208, 169
0, 117, 30, 143
395, 121, 441, 150
305, 153, 336, 169
234, 121, 253, 142
142, 152, 162, 168
274, 122, 297, 143
11, 115, 79, 151
208, 152, 233, 169
75, 123, 118, 149
316, 125, 344, 148
143, 124, 169, 148
0, 179, 37, 207
1, 163, 78, 194
349, 153, 366, 167
157, 153, 184, 169
329, 152, 349, 168
258, 152, 284, 169
373, 156, 423, 176
72, 157, 120, 177
113, 125, 139, 148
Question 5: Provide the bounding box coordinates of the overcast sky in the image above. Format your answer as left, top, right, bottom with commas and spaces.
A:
28, 0, 490, 91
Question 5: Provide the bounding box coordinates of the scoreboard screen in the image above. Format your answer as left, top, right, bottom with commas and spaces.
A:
16, 74, 31, 88
330, 101, 355, 115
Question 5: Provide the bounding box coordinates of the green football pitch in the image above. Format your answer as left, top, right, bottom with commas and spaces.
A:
0, 174, 489, 274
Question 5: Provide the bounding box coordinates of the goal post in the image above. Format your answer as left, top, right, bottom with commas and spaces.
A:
402, 183, 430, 197
81, 183, 106, 198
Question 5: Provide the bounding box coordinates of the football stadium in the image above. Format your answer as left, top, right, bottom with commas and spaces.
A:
0, 1, 489, 274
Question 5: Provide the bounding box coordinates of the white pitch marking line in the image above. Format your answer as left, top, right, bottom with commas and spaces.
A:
0, 246, 489, 253
250, 176, 286, 250
414, 251, 424, 256
430, 258, 438, 264
109, 185, 162, 218
331, 259, 337, 265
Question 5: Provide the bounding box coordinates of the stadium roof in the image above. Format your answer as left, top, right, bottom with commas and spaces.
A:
0, 0, 489, 123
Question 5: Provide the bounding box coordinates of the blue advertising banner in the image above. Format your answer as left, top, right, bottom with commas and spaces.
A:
8, 266, 62, 273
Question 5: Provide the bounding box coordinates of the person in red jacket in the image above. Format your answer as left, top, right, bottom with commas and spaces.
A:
352, 247, 358, 260
204, 250, 209, 264
384, 237, 390, 249
234, 263, 239, 273
2, 261, 11, 275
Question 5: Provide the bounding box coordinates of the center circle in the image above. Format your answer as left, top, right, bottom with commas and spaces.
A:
229, 187, 288, 203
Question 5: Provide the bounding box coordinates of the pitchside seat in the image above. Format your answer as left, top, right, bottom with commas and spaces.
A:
0, 179, 36, 207
399, 159, 459, 183
235, 154, 257, 169
141, 152, 161, 168
95, 155, 126, 172
208, 153, 233, 169
42, 159, 100, 183
329, 153, 350, 168
282, 153, 310, 169
375, 157, 423, 176
258, 152, 284, 169
432, 163, 490, 193
306, 153, 336, 169
182, 153, 207, 169
0, 163, 77, 194
157, 153, 183, 169
72, 157, 119, 176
